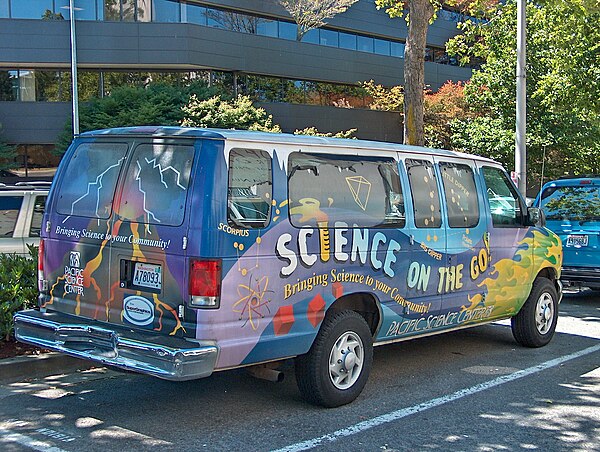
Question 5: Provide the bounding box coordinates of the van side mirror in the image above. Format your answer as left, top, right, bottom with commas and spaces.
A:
527, 207, 545, 227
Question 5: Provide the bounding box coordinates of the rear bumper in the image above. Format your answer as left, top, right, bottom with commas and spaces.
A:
561, 266, 600, 288
14, 309, 218, 381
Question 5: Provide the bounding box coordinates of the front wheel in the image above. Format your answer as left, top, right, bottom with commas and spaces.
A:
511, 278, 559, 347
295, 310, 373, 407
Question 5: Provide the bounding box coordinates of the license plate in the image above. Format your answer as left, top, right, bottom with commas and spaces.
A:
566, 234, 588, 247
133, 262, 162, 290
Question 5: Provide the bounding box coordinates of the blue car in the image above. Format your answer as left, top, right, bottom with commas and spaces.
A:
535, 176, 600, 289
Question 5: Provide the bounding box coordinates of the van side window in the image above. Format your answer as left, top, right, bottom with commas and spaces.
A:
288, 153, 404, 228
482, 166, 524, 227
118, 144, 194, 226
405, 159, 441, 228
228, 149, 272, 228
439, 162, 480, 228
56, 143, 128, 219
0, 196, 23, 236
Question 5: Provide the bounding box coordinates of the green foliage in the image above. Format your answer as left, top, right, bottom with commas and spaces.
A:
0, 246, 38, 341
450, 116, 514, 166
294, 127, 357, 138
55, 81, 222, 155
361, 80, 404, 112
181, 95, 282, 132
0, 123, 17, 171
447, 0, 600, 181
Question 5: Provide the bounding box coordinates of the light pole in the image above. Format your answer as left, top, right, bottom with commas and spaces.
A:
62, 0, 81, 136
515, 0, 526, 196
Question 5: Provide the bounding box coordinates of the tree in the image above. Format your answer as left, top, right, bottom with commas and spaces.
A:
361, 80, 404, 112
447, 0, 600, 181
294, 126, 357, 138
375, 1, 495, 146
375, 0, 437, 146
276, 0, 359, 41
55, 81, 221, 155
181, 95, 282, 132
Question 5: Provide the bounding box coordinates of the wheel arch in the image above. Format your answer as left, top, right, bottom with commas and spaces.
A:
536, 266, 562, 302
326, 292, 382, 338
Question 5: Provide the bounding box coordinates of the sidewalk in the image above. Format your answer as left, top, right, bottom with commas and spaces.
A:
0, 352, 97, 384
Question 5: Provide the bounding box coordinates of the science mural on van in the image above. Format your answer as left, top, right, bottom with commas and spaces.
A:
214, 149, 561, 367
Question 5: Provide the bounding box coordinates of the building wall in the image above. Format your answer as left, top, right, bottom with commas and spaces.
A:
0, 101, 403, 145
260, 103, 403, 143
0, 0, 471, 146
0, 101, 71, 144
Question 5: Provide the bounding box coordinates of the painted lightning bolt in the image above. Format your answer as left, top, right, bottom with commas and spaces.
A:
144, 157, 187, 190
62, 157, 125, 224
135, 160, 161, 224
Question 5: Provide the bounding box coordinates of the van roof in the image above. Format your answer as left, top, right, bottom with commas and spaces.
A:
80, 126, 498, 164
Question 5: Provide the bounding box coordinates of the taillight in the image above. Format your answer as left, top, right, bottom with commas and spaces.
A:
189, 259, 221, 308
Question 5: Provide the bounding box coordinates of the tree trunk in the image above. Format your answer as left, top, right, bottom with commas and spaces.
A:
404, 0, 435, 146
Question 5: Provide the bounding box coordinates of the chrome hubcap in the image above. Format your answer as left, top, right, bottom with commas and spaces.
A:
329, 331, 364, 390
535, 292, 554, 335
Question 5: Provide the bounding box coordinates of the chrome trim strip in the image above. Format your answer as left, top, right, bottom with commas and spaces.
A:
14, 310, 218, 381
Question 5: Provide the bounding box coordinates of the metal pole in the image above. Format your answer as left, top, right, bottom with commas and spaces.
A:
515, 0, 526, 196
69, 0, 80, 136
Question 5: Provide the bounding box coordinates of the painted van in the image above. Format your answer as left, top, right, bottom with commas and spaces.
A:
15, 127, 562, 407
534, 176, 599, 289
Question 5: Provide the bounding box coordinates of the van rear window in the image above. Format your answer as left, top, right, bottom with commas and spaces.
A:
56, 143, 128, 219
117, 144, 194, 226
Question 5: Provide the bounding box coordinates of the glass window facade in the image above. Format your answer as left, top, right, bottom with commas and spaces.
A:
181, 1, 205, 25
339, 32, 357, 50
153, 0, 180, 22
1, 1, 471, 68
0, 0, 9, 18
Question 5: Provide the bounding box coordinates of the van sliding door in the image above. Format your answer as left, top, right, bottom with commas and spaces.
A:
400, 156, 443, 326
436, 158, 488, 319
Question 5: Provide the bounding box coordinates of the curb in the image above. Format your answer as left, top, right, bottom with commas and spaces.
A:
0, 353, 97, 384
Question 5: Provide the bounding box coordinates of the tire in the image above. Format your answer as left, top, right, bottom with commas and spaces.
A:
295, 310, 373, 407
511, 278, 559, 347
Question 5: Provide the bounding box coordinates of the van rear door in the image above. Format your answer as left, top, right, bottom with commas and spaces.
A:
107, 140, 196, 337
44, 140, 128, 320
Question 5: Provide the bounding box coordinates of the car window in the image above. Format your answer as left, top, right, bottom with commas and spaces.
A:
540, 184, 600, 222
439, 162, 480, 228
288, 152, 404, 228
117, 143, 195, 226
482, 166, 524, 227
405, 159, 441, 228
29, 195, 47, 237
0, 195, 23, 237
228, 148, 272, 229
56, 142, 128, 219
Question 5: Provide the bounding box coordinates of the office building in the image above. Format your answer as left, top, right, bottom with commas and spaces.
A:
0, 0, 472, 163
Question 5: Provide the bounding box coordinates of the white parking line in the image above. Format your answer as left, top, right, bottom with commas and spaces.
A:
0, 427, 69, 452
273, 343, 600, 452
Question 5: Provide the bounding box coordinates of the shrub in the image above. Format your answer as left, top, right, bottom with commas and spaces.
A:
0, 246, 38, 341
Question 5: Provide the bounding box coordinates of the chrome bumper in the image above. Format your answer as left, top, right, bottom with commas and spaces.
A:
14, 310, 218, 381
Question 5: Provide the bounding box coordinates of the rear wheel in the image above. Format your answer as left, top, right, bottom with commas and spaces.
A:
511, 278, 559, 347
295, 310, 373, 407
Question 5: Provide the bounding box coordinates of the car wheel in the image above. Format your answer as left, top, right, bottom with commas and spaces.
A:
295, 310, 373, 407
511, 278, 559, 347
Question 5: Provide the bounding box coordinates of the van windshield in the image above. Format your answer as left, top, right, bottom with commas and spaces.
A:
540, 184, 600, 222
